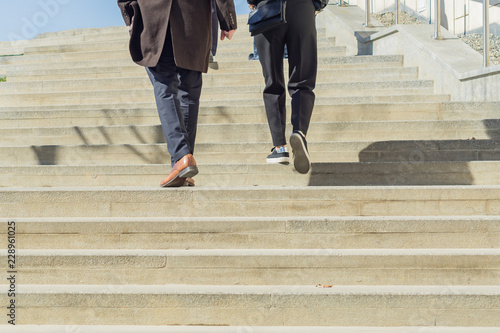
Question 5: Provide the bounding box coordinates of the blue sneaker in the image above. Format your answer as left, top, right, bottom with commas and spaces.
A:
290, 131, 311, 174
266, 146, 290, 164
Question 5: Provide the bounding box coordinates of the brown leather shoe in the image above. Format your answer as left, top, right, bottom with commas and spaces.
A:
183, 177, 195, 187
160, 154, 198, 187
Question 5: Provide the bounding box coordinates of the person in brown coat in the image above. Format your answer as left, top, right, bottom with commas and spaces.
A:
117, 0, 237, 187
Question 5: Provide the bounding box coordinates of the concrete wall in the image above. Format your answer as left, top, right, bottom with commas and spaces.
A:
369, 25, 500, 101
355, 0, 500, 36
317, 4, 500, 101
467, 0, 500, 35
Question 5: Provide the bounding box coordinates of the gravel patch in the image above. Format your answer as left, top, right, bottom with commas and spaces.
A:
373, 11, 500, 65
458, 34, 500, 65
372, 11, 425, 26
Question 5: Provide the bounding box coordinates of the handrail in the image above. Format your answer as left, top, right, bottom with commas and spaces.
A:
433, 0, 444, 40
483, 0, 490, 67
395, 0, 400, 24
364, 0, 373, 27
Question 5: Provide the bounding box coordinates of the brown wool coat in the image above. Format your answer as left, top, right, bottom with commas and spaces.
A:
117, 0, 237, 73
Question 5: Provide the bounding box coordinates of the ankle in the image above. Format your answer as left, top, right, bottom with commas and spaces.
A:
295, 130, 306, 138
274, 146, 288, 152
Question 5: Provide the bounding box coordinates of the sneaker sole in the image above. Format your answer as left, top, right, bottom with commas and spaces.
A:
266, 157, 290, 164
290, 133, 311, 174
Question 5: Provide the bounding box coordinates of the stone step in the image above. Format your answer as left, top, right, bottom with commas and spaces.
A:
28, 21, 247, 39
20, 36, 336, 55
0, 91, 448, 107
22, 40, 130, 54
1, 284, 498, 326
23, 31, 129, 45
219, 56, 406, 75
2, 186, 500, 217
0, 120, 494, 146
2, 216, 498, 250
0, 29, 129, 56
0, 46, 342, 66
0, 71, 423, 93
5, 249, 500, 285
1, 326, 499, 333
3, 139, 499, 166
0, 55, 404, 77
214, 95, 454, 109
2, 102, 498, 127
0, 50, 132, 65
0, 21, 264, 51
30, 26, 129, 39
0, 85, 435, 104
220, 45, 348, 60
2, 58, 138, 73
0, 55, 404, 75
215, 35, 335, 49
0, 28, 264, 57
2, 161, 499, 187
0, 23, 323, 53
5, 66, 418, 83
8, 61, 405, 79
10, 100, 493, 112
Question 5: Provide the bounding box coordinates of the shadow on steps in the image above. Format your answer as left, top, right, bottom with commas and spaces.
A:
309, 137, 500, 186
307, 161, 476, 186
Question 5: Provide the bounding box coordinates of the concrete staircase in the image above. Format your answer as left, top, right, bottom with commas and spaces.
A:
1, 16, 500, 331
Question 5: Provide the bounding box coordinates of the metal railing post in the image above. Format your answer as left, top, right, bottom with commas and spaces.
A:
433, 0, 444, 40
483, 0, 490, 67
364, 0, 373, 27
395, 0, 400, 24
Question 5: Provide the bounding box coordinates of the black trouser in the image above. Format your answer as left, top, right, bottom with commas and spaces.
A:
255, 0, 318, 147
146, 26, 202, 167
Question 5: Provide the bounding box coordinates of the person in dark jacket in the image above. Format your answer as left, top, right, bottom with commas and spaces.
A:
118, 0, 237, 187
248, 0, 328, 174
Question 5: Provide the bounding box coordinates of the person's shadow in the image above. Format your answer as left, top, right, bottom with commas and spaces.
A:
308, 118, 500, 186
